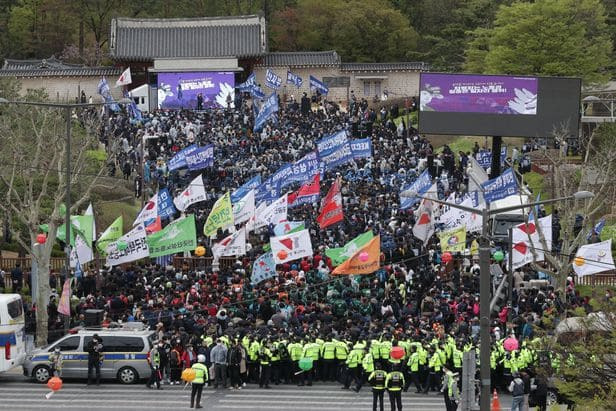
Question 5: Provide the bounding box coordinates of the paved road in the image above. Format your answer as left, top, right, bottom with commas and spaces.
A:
0, 371, 516, 411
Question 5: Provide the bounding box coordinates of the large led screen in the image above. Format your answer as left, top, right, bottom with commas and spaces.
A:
418, 73, 581, 138
157, 72, 235, 110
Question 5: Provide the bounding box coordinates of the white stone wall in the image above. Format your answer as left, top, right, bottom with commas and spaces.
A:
13, 76, 123, 102
253, 66, 420, 106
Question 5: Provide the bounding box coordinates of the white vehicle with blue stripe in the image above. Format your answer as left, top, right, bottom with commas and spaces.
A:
24, 324, 156, 384
0, 294, 26, 373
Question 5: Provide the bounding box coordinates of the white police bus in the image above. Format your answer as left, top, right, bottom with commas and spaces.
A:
0, 294, 26, 373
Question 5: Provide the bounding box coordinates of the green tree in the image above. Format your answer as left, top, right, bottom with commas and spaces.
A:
0, 82, 111, 346
464, 0, 613, 84
271, 0, 418, 62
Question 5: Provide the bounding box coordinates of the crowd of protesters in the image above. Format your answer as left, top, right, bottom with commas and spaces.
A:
11, 91, 590, 410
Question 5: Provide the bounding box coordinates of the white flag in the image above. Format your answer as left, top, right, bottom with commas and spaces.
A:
85, 203, 96, 242
232, 189, 255, 226
246, 202, 266, 233
106, 224, 149, 267
468, 157, 489, 204
511, 215, 552, 269
173, 175, 207, 212
134, 195, 158, 226
573, 239, 615, 277
212, 227, 247, 258
255, 194, 288, 229
270, 229, 313, 264
115, 67, 132, 87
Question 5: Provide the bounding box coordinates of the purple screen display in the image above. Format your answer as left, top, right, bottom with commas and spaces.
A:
157, 72, 235, 109
420, 73, 538, 115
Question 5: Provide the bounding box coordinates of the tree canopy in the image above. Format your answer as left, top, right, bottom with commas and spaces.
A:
464, 0, 613, 84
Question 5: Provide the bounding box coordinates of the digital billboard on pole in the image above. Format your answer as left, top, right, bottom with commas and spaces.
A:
418, 73, 581, 138
157, 72, 235, 110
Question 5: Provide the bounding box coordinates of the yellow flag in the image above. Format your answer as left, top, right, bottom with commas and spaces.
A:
439, 226, 466, 253
332, 235, 381, 275
203, 192, 234, 236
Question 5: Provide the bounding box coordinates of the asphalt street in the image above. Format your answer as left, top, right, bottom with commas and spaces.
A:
0, 369, 516, 411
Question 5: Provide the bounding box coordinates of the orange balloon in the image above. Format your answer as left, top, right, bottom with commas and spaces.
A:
181, 368, 196, 382
47, 376, 63, 391
195, 246, 206, 257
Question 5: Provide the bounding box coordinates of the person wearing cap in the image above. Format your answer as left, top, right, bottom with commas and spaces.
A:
190, 354, 209, 409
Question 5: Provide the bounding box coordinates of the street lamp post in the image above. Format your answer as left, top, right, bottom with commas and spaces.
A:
411, 190, 594, 410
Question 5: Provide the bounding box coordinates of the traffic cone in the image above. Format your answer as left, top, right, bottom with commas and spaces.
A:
491, 388, 501, 410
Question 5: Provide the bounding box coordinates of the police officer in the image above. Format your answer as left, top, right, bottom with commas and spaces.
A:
147, 340, 163, 389
86, 334, 103, 386
368, 361, 387, 411
190, 354, 208, 409
258, 339, 273, 389
442, 365, 459, 411
321, 335, 337, 381
49, 347, 63, 377
405, 345, 422, 393
287, 337, 304, 386
386, 363, 405, 411
302, 337, 320, 386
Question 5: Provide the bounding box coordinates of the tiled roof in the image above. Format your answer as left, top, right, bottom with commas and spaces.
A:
341, 62, 429, 72
258, 51, 340, 67
0, 57, 121, 77
110, 15, 267, 61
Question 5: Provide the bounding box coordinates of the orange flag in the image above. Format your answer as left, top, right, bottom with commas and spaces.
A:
332, 235, 380, 275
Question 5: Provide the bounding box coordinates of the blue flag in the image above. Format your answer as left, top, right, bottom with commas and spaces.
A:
251, 252, 277, 285
185, 144, 214, 171
168, 144, 199, 171
265, 69, 282, 89
316, 130, 348, 157
97, 78, 120, 112
254, 92, 279, 132
123, 89, 142, 121
286, 151, 320, 186
287, 71, 303, 88
232, 175, 261, 203
350, 138, 372, 160
399, 169, 432, 209
587, 217, 606, 240
476, 147, 508, 169
310, 75, 329, 95
481, 168, 518, 203
157, 188, 177, 220
238, 73, 257, 92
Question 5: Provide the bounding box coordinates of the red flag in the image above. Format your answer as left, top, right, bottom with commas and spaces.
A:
317, 179, 343, 229
145, 216, 162, 234
289, 173, 320, 207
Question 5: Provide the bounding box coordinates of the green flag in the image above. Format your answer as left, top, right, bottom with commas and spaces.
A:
203, 192, 234, 237
147, 215, 197, 257
325, 231, 374, 266
96, 216, 123, 255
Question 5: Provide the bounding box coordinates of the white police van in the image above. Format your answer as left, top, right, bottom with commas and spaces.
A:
24, 324, 155, 384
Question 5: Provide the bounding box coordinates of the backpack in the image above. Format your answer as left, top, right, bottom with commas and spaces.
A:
512, 378, 524, 397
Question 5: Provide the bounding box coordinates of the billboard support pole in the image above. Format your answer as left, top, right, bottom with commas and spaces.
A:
489, 136, 502, 179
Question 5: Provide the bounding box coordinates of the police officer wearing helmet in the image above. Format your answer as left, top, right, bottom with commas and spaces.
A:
190, 354, 209, 409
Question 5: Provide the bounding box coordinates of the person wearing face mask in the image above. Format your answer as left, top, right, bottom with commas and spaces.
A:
147, 340, 163, 390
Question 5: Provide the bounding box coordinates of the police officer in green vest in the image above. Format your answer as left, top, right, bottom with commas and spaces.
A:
146, 341, 162, 390
287, 337, 304, 386
386, 363, 405, 411
302, 337, 320, 386
258, 339, 273, 389
190, 354, 209, 409
441, 365, 459, 411
321, 335, 337, 381
368, 361, 387, 411
404, 345, 422, 393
